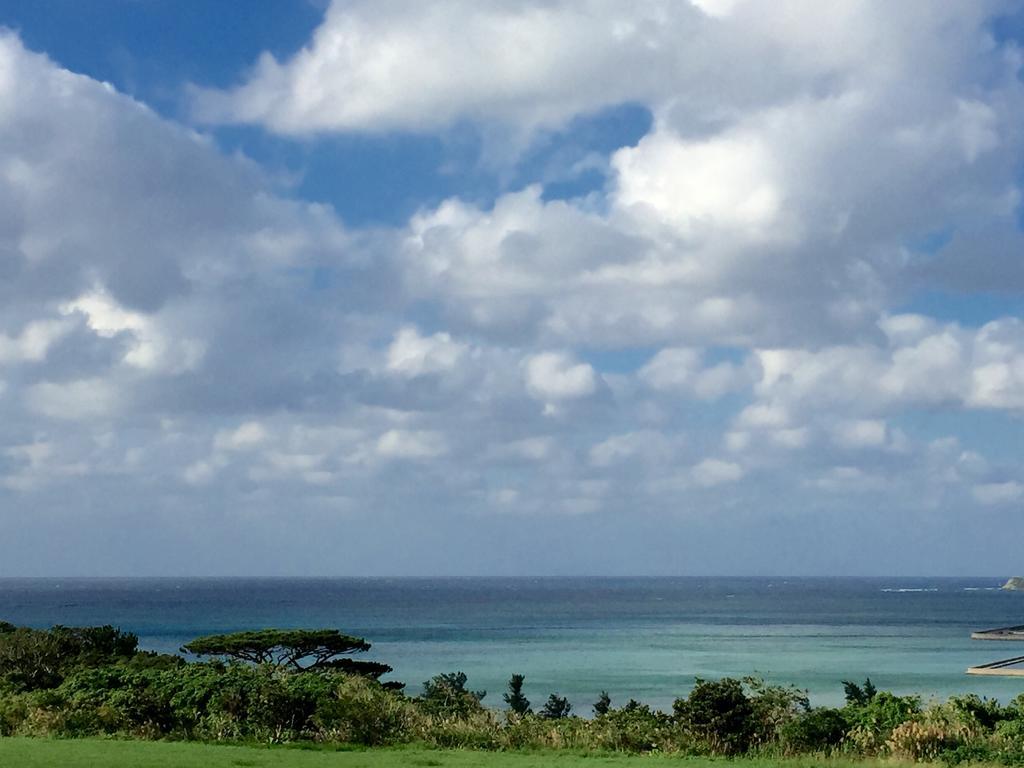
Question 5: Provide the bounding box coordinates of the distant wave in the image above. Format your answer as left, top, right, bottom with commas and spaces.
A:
963, 587, 999, 591
880, 587, 940, 593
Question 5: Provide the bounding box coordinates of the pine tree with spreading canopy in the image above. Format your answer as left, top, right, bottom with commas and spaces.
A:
182, 628, 394, 681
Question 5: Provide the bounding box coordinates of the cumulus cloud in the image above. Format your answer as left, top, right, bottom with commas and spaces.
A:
386, 328, 465, 375
973, 481, 1024, 506
524, 352, 598, 402
3, 1, 1024, 575
690, 458, 745, 488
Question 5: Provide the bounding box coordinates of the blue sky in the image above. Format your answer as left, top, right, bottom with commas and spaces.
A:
0, 0, 1023, 576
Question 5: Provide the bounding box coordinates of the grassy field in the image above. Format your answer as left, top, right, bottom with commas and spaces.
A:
0, 740, 925, 768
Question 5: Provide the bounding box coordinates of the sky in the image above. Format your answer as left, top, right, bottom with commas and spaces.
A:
1, 0, 1024, 577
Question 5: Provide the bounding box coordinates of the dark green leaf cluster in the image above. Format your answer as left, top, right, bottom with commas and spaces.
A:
0, 624, 139, 692
502, 673, 531, 716
538, 693, 572, 719
673, 677, 755, 754
182, 629, 376, 673
418, 671, 486, 718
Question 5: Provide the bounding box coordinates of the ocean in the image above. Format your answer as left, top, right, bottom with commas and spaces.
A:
1, 577, 1021, 711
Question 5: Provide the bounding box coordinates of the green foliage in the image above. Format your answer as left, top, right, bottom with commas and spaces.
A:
673, 677, 755, 754
744, 676, 810, 746
538, 693, 571, 720
843, 678, 878, 707
845, 690, 921, 734
590, 700, 680, 752
499, 712, 592, 750
312, 675, 421, 745
0, 623, 139, 692
418, 672, 486, 718
502, 673, 531, 716
182, 629, 381, 676
422, 709, 501, 749
6, 618, 1024, 764
780, 708, 849, 753
843, 690, 922, 754
947, 693, 1011, 732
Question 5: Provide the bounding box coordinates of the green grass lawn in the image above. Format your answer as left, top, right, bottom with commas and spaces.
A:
0, 739, 924, 768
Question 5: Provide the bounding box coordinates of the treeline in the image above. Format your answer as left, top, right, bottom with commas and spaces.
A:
1, 621, 1024, 764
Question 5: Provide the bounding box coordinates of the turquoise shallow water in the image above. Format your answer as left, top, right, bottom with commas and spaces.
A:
1, 577, 1022, 711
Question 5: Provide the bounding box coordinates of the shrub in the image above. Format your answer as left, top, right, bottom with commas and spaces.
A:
0, 624, 138, 692
948, 693, 1010, 732
674, 677, 754, 754
590, 700, 680, 753
422, 709, 501, 749
888, 719, 966, 761
844, 689, 921, 749
499, 713, 590, 750
313, 674, 420, 745
780, 707, 849, 753
0, 692, 29, 735
418, 671, 486, 718
745, 676, 809, 746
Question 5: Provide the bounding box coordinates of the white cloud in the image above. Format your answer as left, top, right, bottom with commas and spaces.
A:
691, 458, 745, 487
192, 0, 692, 135
214, 422, 269, 452
639, 348, 749, 399
589, 431, 675, 467
385, 327, 467, 377
3, 5, 1024, 576
524, 352, 597, 401
972, 481, 1024, 506
613, 129, 784, 240
62, 289, 206, 374
25, 378, 121, 422
0, 320, 71, 364
376, 429, 449, 460
830, 419, 888, 450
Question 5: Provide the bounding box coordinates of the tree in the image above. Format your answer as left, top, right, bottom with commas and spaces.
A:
539, 693, 572, 719
503, 673, 532, 715
673, 677, 755, 754
593, 690, 612, 716
418, 671, 486, 717
181, 629, 391, 680
0, 622, 138, 691
842, 677, 877, 707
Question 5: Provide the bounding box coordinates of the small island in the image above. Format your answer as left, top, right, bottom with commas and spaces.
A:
1002, 577, 1024, 591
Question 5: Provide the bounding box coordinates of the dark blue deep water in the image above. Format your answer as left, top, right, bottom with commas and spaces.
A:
2, 577, 1022, 710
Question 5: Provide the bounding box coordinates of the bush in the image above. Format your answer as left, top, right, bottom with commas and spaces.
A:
499, 713, 590, 750
422, 709, 501, 749
313, 674, 420, 745
674, 678, 754, 754
0, 624, 138, 692
590, 700, 681, 753
888, 719, 967, 761
0, 692, 29, 735
781, 707, 849, 753
843, 689, 921, 752
418, 672, 486, 719
948, 693, 1010, 732
745, 676, 809, 747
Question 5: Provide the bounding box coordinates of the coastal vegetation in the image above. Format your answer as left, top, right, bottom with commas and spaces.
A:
2, 621, 1024, 765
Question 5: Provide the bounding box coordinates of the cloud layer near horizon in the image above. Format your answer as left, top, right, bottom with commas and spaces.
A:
2, 1, 1024, 575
